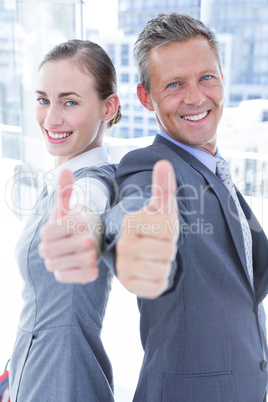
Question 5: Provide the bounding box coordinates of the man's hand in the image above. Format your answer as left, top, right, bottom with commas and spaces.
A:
116, 160, 179, 299
38, 169, 100, 284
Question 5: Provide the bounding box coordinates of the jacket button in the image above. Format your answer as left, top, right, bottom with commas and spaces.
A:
261, 360, 267, 371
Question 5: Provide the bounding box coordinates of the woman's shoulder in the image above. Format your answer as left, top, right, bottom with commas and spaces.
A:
73, 163, 117, 181
73, 164, 118, 206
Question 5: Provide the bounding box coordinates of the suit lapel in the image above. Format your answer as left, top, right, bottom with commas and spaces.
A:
153, 135, 251, 285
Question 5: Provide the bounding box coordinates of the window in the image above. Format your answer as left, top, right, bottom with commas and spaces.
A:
0, 0, 81, 375
119, 126, 129, 136
134, 116, 143, 123
148, 129, 156, 136
107, 43, 115, 63
134, 128, 143, 137
230, 94, 243, 103
121, 115, 129, 122
121, 73, 129, 83
262, 111, 268, 122
248, 94, 261, 100
121, 43, 129, 66
134, 103, 143, 111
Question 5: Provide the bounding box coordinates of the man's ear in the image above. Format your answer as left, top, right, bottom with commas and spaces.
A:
103, 94, 120, 122
137, 84, 154, 111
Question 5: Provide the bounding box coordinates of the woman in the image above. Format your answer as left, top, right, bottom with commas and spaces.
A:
9, 39, 121, 401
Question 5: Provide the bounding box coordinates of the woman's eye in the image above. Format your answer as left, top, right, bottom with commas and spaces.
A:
66, 101, 77, 107
37, 98, 49, 105
168, 83, 179, 88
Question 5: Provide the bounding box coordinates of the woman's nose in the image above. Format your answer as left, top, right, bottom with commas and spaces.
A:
45, 105, 63, 127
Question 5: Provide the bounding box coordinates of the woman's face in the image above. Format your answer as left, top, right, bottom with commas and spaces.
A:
35, 59, 109, 166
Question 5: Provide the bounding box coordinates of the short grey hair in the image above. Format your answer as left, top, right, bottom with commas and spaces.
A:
134, 13, 222, 92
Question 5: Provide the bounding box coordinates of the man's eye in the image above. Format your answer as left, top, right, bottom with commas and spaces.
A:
168, 83, 179, 88
202, 75, 212, 81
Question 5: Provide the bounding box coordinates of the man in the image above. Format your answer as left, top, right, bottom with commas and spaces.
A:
102, 13, 268, 401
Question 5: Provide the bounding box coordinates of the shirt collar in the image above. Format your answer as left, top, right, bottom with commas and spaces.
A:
158, 129, 223, 174
44, 146, 110, 194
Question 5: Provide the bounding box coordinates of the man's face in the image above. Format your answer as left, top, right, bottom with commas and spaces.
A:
138, 36, 224, 155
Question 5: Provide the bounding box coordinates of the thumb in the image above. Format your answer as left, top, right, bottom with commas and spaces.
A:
54, 168, 74, 219
149, 160, 177, 215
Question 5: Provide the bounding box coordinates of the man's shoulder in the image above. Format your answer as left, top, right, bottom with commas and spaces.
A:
114, 144, 164, 187
119, 141, 181, 169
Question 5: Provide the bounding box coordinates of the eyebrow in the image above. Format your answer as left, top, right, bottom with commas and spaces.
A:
35, 90, 82, 98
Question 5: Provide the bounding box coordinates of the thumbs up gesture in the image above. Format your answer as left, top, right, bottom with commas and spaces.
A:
116, 160, 179, 299
38, 169, 101, 284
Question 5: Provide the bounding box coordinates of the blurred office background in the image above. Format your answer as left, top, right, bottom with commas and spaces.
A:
1, 0, 268, 400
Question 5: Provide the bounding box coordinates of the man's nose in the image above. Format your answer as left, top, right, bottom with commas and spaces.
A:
183, 83, 206, 106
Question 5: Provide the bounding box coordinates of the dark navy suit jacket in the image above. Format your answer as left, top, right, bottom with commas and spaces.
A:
103, 135, 268, 401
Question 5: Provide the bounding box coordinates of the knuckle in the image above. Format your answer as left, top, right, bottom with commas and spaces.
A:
83, 266, 99, 284
38, 243, 45, 258
74, 236, 95, 252
85, 236, 95, 249
149, 279, 168, 298
157, 263, 170, 280
44, 258, 53, 271
118, 275, 132, 290
116, 237, 129, 253
54, 271, 64, 283
80, 236, 92, 249
165, 243, 175, 260
116, 263, 129, 282
87, 249, 98, 264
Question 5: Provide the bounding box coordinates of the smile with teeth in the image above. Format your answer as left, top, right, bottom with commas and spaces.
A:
182, 111, 208, 121
47, 131, 71, 139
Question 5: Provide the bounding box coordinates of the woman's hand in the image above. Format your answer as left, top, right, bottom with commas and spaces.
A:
38, 169, 102, 284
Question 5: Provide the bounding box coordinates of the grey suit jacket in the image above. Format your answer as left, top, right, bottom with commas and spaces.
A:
103, 135, 268, 402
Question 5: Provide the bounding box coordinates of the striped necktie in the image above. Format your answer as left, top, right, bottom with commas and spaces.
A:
215, 157, 253, 286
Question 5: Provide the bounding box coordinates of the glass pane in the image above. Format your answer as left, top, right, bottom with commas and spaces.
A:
0, 0, 81, 372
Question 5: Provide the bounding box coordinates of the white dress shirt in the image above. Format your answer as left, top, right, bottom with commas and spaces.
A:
44, 147, 111, 215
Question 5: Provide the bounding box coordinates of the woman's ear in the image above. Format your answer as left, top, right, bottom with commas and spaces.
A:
137, 83, 154, 111
103, 94, 120, 122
